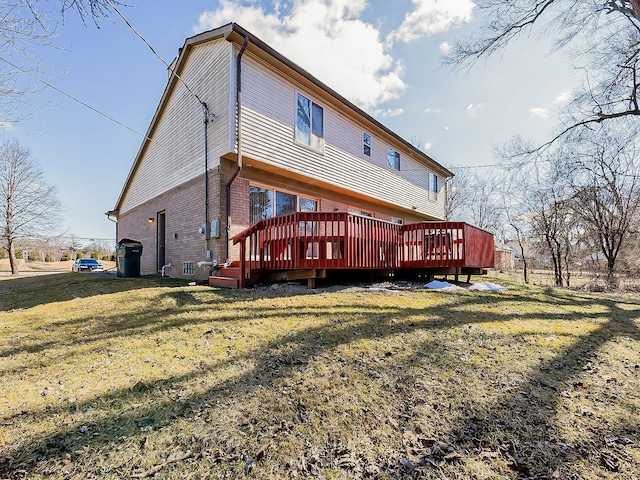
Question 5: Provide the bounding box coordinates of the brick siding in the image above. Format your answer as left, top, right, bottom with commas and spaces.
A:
117, 170, 225, 280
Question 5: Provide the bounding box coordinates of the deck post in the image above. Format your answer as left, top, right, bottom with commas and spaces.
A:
239, 238, 246, 288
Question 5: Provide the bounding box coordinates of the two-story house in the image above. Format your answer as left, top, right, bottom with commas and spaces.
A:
108, 23, 493, 285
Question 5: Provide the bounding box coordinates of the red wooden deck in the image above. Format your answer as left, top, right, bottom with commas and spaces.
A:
213, 212, 494, 288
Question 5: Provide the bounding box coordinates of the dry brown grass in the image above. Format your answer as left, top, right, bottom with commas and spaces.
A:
0, 259, 117, 274
491, 268, 640, 293
1, 274, 639, 479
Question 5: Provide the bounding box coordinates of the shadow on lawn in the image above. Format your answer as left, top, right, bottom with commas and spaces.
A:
0, 284, 319, 363
0, 273, 189, 312
1, 286, 639, 478
442, 297, 640, 478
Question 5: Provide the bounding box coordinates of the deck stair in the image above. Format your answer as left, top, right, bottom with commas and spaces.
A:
208, 262, 261, 289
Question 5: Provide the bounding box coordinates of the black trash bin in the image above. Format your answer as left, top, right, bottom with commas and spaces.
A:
115, 239, 143, 277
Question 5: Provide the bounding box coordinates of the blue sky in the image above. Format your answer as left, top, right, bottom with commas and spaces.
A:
6, 0, 578, 244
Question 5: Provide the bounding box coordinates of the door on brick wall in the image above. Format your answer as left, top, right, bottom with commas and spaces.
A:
157, 211, 166, 271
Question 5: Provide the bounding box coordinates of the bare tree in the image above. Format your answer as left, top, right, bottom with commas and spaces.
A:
500, 155, 550, 285
446, 1, 640, 147
0, 1, 120, 120
499, 124, 640, 288
531, 190, 577, 287
466, 169, 504, 234
444, 166, 469, 221
564, 124, 640, 286
0, 140, 63, 275
499, 146, 578, 286
502, 193, 531, 284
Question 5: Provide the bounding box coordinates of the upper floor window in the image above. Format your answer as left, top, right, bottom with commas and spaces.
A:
429, 172, 438, 200
390, 217, 404, 225
296, 93, 324, 151
363, 132, 372, 157
387, 147, 400, 170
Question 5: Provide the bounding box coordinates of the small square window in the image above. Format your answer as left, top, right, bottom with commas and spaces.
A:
363, 132, 371, 157
387, 147, 400, 170
183, 262, 195, 275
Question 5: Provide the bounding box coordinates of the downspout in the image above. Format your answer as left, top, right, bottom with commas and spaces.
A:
105, 210, 118, 241
444, 177, 449, 221
203, 102, 210, 245
225, 35, 250, 261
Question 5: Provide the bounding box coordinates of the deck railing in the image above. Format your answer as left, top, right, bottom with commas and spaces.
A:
402, 221, 495, 269
231, 212, 494, 287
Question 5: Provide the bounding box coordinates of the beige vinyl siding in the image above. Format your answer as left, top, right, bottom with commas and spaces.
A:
239, 51, 446, 220
120, 41, 233, 214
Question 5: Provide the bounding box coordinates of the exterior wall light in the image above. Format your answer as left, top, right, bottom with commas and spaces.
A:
148, 217, 155, 224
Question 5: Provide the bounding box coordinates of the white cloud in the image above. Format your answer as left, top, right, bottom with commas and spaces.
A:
466, 102, 486, 117
424, 107, 441, 114
372, 107, 404, 118
529, 107, 549, 119
389, 0, 475, 44
554, 91, 571, 104
196, 0, 406, 111
439, 41, 452, 54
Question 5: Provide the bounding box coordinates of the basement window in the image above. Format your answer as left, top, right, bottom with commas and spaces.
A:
183, 262, 195, 276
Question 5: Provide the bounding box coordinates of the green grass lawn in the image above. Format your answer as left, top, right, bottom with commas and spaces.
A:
1, 274, 639, 479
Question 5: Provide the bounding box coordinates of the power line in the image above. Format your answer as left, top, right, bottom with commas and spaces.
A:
0, 56, 148, 138
448, 164, 501, 170
106, 0, 206, 107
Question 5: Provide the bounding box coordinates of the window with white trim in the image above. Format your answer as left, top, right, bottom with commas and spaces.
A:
387, 147, 400, 170
391, 217, 404, 225
429, 172, 438, 201
363, 132, 372, 157
296, 92, 324, 151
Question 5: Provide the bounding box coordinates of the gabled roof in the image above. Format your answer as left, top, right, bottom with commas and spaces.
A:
112, 22, 453, 214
